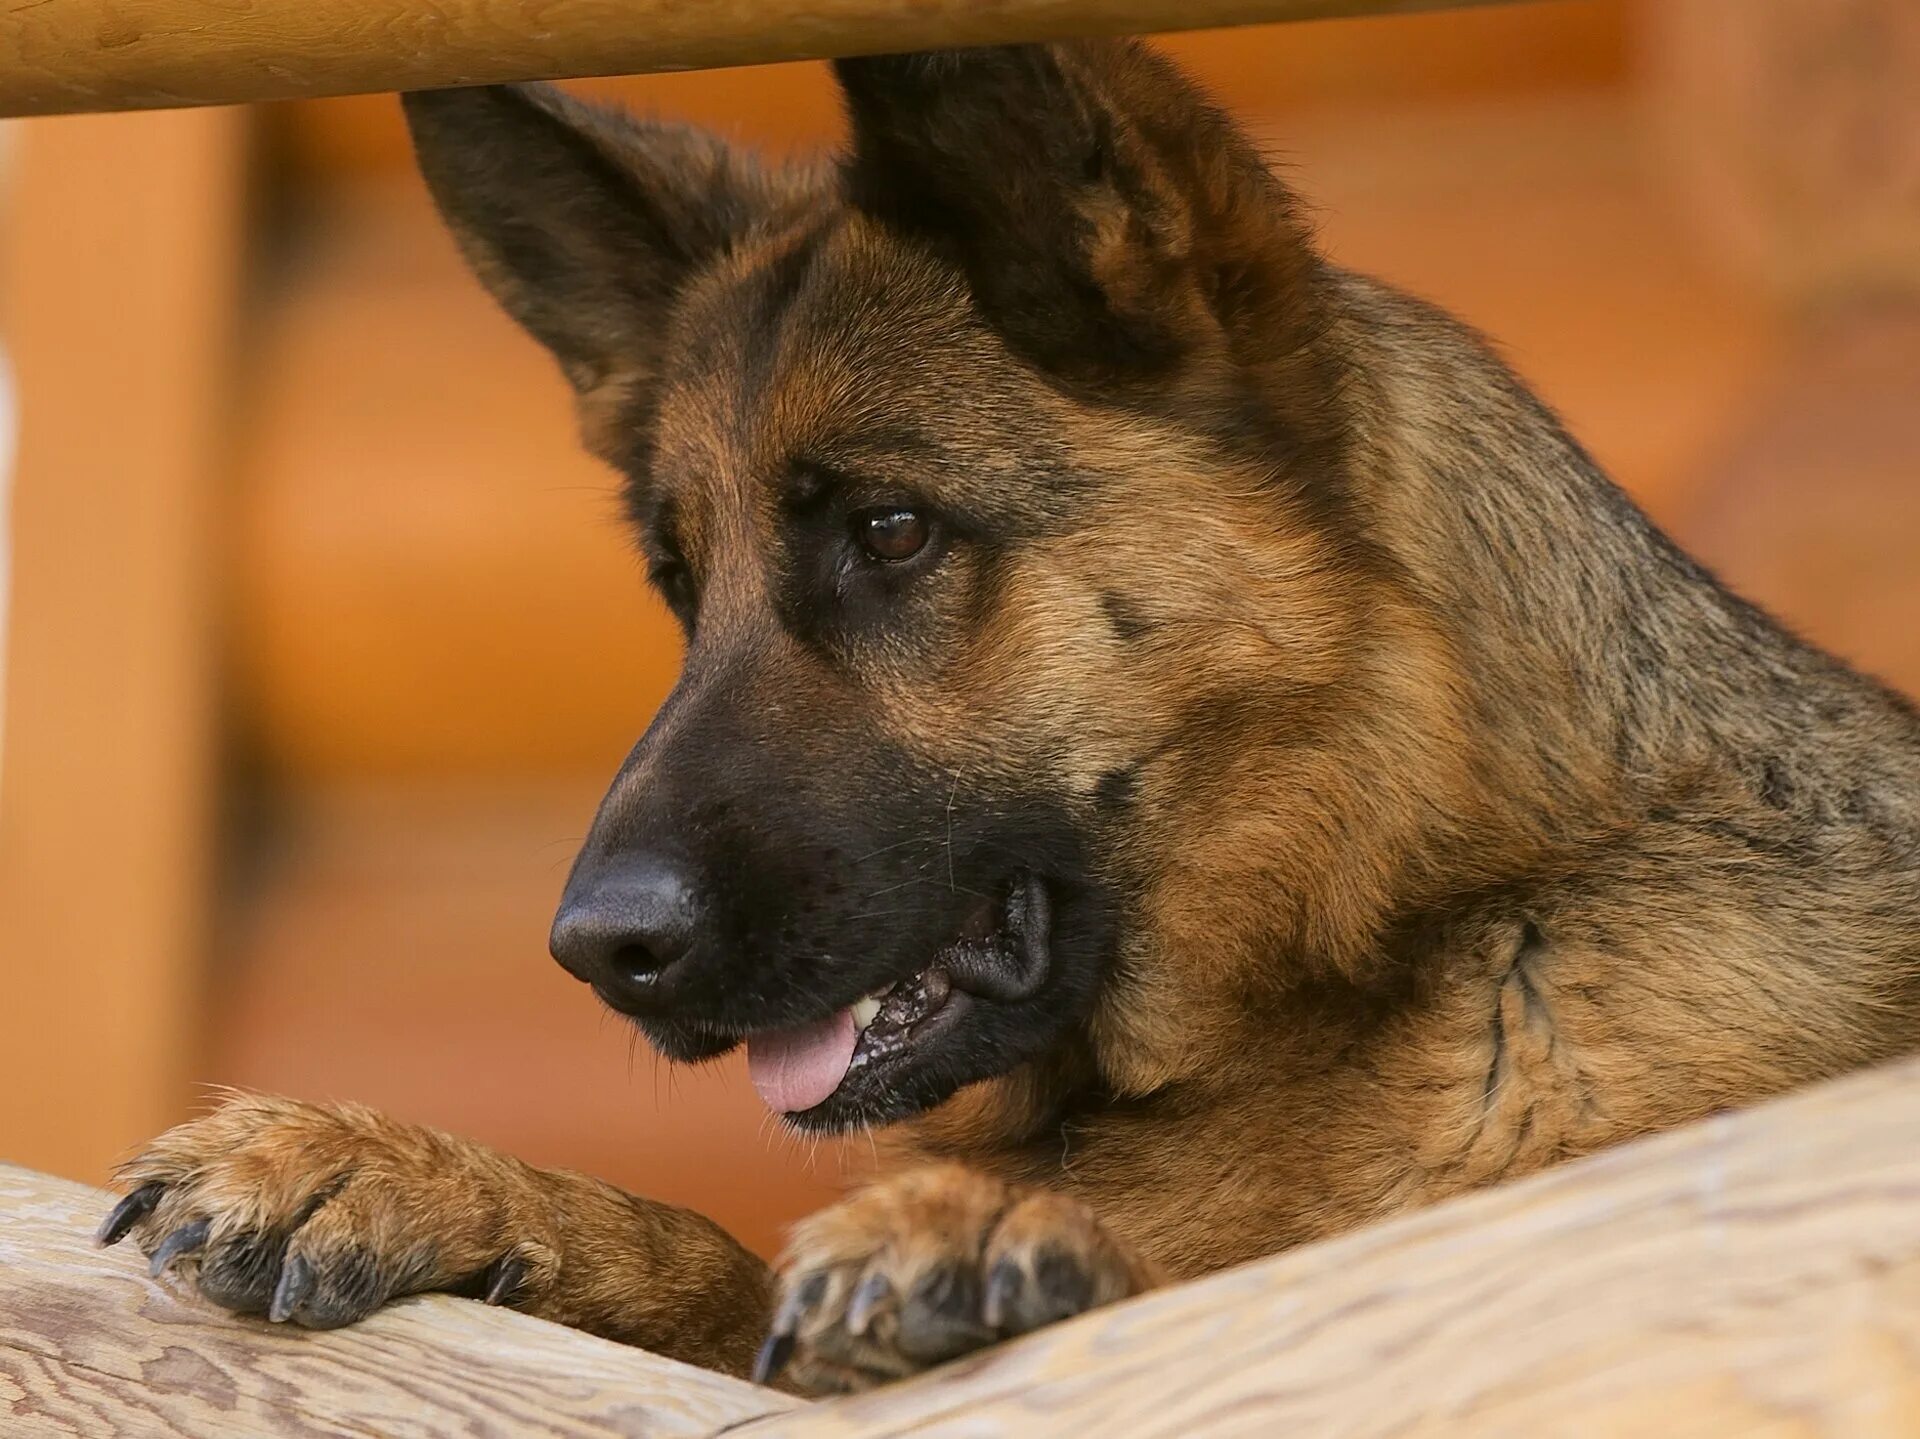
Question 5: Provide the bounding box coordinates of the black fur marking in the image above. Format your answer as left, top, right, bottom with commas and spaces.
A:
1757, 756, 1794, 810
196, 1228, 291, 1314
1028, 1246, 1097, 1322
293, 1246, 403, 1330
1095, 764, 1139, 814
897, 1260, 992, 1362
1099, 591, 1150, 642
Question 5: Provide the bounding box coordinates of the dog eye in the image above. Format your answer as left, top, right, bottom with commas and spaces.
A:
852, 506, 930, 563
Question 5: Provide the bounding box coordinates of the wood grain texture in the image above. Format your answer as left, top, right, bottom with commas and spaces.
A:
0, 1165, 795, 1438
6, 1064, 1917, 1437
0, 0, 1521, 117
738, 1056, 1920, 1438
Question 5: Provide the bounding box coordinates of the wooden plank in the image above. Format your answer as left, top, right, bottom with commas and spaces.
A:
4, 1060, 1916, 1436
274, 4, 1630, 180
0, 1163, 797, 1438
0, 109, 244, 1187
737, 1056, 1920, 1438
0, 0, 1523, 117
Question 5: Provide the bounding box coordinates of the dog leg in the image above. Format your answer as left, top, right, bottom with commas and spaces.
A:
100, 1092, 773, 1376
760, 1163, 1161, 1393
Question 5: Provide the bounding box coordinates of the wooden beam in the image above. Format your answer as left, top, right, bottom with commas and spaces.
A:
0, 1163, 796, 1437
742, 1055, 1920, 1436
0, 0, 1524, 118
4, 1056, 1917, 1434
0, 108, 245, 1187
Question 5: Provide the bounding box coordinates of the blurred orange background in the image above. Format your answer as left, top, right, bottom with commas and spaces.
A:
1, 0, 1915, 1260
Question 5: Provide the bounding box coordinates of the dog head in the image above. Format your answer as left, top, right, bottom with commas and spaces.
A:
405, 43, 1452, 1131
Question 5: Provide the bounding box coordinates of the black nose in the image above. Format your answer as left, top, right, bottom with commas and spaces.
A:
549, 854, 703, 1006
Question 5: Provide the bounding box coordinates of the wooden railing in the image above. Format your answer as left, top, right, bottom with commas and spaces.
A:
0, 0, 1521, 116
0, 1163, 793, 1437
5, 1055, 1917, 1437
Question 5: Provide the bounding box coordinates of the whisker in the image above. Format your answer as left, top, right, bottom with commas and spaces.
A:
860, 875, 944, 900
839, 895, 987, 921
944, 772, 960, 893
849, 833, 947, 864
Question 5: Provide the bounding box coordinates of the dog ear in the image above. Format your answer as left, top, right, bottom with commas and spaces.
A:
403, 85, 809, 455
834, 41, 1337, 430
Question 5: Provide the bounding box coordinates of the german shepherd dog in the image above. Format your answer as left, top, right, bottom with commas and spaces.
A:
100, 40, 1920, 1394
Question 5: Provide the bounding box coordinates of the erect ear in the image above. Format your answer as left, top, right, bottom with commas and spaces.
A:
402, 84, 812, 457
835, 43, 1342, 456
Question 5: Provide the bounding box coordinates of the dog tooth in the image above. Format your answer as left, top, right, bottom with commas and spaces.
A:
850, 996, 882, 1031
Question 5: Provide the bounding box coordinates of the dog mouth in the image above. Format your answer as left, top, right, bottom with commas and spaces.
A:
744, 872, 1053, 1121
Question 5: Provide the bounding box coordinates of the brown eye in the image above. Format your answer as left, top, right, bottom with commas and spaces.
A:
854, 506, 930, 562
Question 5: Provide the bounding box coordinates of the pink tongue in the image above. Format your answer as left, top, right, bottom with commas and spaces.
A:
747, 1007, 857, 1114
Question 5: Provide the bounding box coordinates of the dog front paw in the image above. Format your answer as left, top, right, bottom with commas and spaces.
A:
757, 1163, 1155, 1393
100, 1092, 554, 1329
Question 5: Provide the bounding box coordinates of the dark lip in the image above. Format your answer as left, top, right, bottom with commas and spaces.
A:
786, 988, 979, 1131
941, 871, 1051, 1003
603, 870, 1056, 1114
603, 999, 740, 1063
787, 870, 1053, 1129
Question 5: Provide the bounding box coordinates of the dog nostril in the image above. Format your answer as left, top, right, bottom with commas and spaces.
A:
609, 942, 668, 985
548, 853, 704, 999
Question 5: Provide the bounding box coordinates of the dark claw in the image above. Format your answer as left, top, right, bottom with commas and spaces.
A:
757, 1270, 829, 1383
484, 1252, 528, 1306
97, 1182, 165, 1247
982, 1257, 1023, 1331
752, 1329, 795, 1386
148, 1218, 211, 1277
268, 1252, 313, 1323
845, 1271, 892, 1336
771, 1269, 829, 1333
989, 1248, 1097, 1333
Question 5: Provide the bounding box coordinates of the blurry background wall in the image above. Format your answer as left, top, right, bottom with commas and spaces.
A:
1, 0, 1914, 1259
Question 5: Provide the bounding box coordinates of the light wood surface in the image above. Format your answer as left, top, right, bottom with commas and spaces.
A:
740, 1056, 1920, 1438
4, 1058, 1917, 1436
0, 109, 245, 1186
0, 1162, 796, 1438
1, 0, 1520, 117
